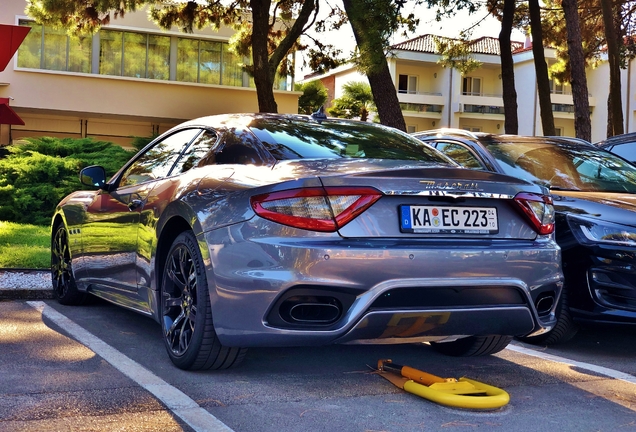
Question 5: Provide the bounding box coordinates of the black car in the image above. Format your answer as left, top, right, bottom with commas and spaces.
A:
595, 132, 636, 165
413, 129, 636, 344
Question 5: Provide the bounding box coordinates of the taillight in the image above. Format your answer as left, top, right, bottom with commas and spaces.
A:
250, 187, 382, 232
513, 192, 555, 235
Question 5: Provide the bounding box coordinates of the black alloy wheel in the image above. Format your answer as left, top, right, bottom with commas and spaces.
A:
51, 224, 85, 305
161, 231, 246, 370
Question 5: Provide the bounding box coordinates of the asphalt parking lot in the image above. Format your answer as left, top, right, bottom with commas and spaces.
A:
1, 298, 635, 432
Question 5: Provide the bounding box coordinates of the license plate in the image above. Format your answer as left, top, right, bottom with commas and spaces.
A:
400, 205, 498, 234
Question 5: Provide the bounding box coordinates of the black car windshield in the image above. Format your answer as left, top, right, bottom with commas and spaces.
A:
483, 139, 636, 193
249, 117, 451, 163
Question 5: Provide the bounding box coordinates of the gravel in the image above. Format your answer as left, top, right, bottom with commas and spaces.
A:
0, 270, 53, 299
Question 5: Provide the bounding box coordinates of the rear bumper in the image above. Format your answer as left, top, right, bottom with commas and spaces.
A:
203, 223, 562, 347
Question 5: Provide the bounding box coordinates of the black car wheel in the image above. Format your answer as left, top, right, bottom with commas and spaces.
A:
429, 335, 513, 356
161, 231, 247, 370
51, 224, 85, 305
516, 289, 579, 345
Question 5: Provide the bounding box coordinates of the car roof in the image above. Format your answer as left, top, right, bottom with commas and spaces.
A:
595, 131, 636, 147
413, 128, 593, 148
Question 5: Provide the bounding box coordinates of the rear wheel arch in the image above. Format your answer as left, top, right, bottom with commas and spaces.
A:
155, 216, 193, 292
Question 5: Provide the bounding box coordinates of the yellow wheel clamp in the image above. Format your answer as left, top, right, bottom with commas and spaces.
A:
376, 359, 510, 410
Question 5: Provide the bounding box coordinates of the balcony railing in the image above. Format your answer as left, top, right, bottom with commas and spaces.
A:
398, 90, 443, 96
463, 104, 505, 115
462, 92, 503, 98
400, 103, 443, 113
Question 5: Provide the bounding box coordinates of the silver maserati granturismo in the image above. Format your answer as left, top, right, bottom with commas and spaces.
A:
51, 113, 563, 370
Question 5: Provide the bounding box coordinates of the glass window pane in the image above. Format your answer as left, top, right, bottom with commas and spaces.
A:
43, 26, 67, 71
199, 40, 221, 84
68, 34, 92, 73
17, 21, 42, 69
123, 32, 147, 78
473, 78, 481, 95
147, 35, 170, 80
398, 75, 407, 93
177, 38, 199, 83
222, 44, 243, 87
120, 129, 201, 187
408, 76, 417, 94
175, 131, 219, 172
99, 30, 122, 76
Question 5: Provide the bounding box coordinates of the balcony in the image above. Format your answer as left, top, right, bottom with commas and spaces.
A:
459, 93, 503, 108
397, 91, 445, 106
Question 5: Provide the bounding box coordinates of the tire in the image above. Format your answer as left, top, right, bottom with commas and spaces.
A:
430, 335, 513, 357
516, 289, 579, 345
161, 231, 247, 370
51, 224, 85, 306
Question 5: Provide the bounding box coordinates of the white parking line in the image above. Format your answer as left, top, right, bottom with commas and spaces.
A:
507, 344, 636, 385
27, 301, 234, 432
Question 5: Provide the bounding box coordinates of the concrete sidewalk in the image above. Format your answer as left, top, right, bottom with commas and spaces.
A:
0, 270, 54, 300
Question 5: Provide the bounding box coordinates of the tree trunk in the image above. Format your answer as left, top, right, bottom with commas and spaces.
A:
250, 0, 278, 113
499, 0, 518, 134
561, 0, 591, 141
529, 0, 555, 136
601, 0, 624, 136
342, 0, 406, 131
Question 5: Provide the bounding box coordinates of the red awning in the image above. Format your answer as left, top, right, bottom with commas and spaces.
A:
0, 98, 24, 125
0, 24, 31, 72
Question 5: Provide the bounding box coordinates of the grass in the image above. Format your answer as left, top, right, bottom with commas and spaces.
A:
0, 221, 49, 269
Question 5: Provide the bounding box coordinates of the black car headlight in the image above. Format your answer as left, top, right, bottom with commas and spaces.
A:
567, 215, 636, 247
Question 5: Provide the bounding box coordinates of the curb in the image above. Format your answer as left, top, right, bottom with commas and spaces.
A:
0, 269, 54, 300
0, 289, 54, 300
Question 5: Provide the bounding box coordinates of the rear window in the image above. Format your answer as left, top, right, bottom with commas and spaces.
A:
483, 139, 636, 193
249, 118, 451, 164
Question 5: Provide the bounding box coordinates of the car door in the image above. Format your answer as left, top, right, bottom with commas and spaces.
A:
79, 128, 202, 293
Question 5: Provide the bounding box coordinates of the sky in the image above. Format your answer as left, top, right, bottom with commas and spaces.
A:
296, 2, 526, 76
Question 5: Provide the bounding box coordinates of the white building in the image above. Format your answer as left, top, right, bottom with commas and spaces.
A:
307, 34, 635, 142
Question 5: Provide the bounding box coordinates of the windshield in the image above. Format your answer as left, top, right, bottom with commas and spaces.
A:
249, 118, 452, 164
483, 139, 636, 193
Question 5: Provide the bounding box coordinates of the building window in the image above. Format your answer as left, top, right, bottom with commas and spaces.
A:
99, 29, 170, 80
462, 77, 481, 96
554, 127, 563, 136
407, 125, 416, 133
176, 38, 245, 86
17, 20, 92, 73
16, 20, 259, 89
549, 80, 567, 95
398, 75, 417, 94
462, 126, 481, 132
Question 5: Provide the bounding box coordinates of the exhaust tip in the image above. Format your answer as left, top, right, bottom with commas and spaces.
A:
535, 294, 555, 316
280, 296, 342, 324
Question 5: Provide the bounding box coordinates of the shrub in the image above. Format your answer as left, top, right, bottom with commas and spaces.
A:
0, 137, 135, 225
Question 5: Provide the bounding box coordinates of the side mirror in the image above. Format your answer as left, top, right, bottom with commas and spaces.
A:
80, 165, 107, 188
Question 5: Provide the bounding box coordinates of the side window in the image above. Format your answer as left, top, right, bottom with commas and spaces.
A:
214, 129, 265, 166
436, 142, 485, 169
610, 143, 636, 163
173, 130, 219, 173
119, 129, 201, 187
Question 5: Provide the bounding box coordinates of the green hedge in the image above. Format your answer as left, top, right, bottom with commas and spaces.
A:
0, 137, 136, 226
